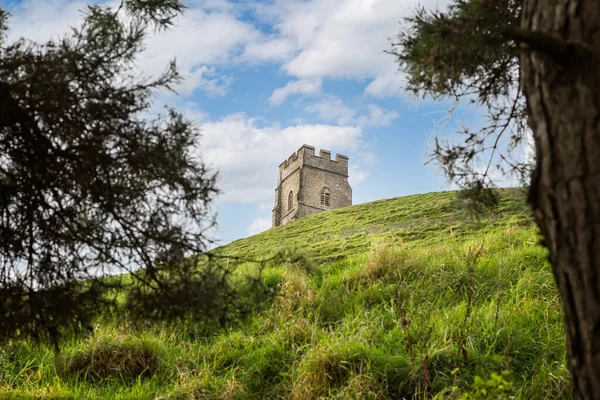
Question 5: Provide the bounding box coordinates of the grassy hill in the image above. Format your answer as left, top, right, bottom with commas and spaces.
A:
0, 189, 569, 399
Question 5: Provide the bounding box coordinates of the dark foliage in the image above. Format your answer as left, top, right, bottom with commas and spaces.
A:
0, 1, 229, 348
394, 0, 600, 395
125, 254, 274, 331
454, 181, 500, 220
389, 0, 532, 210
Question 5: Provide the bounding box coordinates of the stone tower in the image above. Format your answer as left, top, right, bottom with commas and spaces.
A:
272, 144, 352, 227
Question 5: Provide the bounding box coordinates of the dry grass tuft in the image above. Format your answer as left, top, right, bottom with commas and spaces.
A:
61, 340, 158, 382
337, 373, 388, 399
278, 271, 316, 312
218, 373, 246, 400
361, 242, 405, 281
290, 345, 382, 399
278, 316, 316, 347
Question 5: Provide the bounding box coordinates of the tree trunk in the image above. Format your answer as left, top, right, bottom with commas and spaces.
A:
520, 0, 600, 397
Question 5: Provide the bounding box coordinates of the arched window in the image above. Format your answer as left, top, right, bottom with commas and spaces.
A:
288, 190, 294, 211
320, 187, 330, 207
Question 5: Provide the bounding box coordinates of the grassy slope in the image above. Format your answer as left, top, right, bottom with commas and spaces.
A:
0, 189, 569, 399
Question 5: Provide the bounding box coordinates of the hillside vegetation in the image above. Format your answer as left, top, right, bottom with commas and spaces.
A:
0, 189, 569, 399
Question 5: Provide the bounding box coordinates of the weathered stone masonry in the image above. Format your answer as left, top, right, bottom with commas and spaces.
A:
272, 144, 352, 227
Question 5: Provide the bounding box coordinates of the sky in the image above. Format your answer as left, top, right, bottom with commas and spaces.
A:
1, 0, 524, 246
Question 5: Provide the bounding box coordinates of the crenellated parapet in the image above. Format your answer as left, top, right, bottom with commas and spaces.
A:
306, 146, 349, 177
273, 143, 352, 228
278, 145, 310, 181
278, 144, 349, 182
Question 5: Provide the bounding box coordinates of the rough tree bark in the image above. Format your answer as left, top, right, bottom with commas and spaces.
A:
521, 0, 600, 397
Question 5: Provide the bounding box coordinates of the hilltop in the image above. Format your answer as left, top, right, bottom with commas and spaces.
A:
222, 188, 533, 262
0, 189, 569, 399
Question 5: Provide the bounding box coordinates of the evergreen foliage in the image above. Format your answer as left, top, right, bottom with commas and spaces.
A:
392, 1, 600, 394
388, 0, 530, 195
0, 0, 223, 348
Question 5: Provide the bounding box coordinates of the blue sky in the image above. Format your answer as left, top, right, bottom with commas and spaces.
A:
3, 0, 524, 245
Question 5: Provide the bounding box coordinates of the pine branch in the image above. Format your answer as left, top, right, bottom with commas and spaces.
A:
504, 28, 593, 63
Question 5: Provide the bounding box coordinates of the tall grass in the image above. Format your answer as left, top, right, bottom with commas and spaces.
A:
0, 189, 569, 399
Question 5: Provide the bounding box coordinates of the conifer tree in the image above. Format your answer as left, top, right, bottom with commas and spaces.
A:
0, 0, 234, 349
391, 0, 600, 396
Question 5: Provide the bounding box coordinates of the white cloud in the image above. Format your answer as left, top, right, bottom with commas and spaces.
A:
195, 113, 366, 206
364, 72, 406, 98
181, 102, 210, 122
304, 96, 356, 125
247, 217, 271, 236
305, 97, 399, 127
142, 8, 258, 67
269, 79, 322, 106
5, 0, 258, 97
133, 8, 258, 95
263, 0, 452, 97
182, 66, 232, 97
4, 0, 440, 100
241, 37, 296, 63
349, 164, 369, 186
273, 0, 420, 79
357, 104, 399, 127
5, 0, 90, 44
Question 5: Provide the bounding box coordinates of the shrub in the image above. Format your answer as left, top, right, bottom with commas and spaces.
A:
461, 370, 513, 399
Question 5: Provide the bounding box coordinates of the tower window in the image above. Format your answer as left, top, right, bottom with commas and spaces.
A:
288, 190, 294, 211
320, 187, 330, 207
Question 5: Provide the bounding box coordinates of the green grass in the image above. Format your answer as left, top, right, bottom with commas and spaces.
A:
0, 188, 570, 399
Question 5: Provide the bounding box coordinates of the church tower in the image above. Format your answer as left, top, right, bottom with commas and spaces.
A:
272, 144, 352, 227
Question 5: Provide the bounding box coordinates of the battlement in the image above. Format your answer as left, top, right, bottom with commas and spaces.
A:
278, 145, 312, 171
273, 143, 352, 227
278, 144, 349, 181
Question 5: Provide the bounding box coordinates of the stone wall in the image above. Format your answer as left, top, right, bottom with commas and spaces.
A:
272, 144, 352, 227
300, 165, 351, 210
303, 148, 349, 176
278, 169, 300, 225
